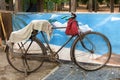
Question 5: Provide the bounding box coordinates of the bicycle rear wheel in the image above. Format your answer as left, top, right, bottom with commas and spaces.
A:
71, 32, 112, 71
6, 38, 45, 73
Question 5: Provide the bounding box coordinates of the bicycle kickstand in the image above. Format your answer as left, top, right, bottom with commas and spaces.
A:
24, 68, 28, 76
23, 59, 29, 76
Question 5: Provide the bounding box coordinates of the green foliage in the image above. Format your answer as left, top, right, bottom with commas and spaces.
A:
105, 0, 110, 3
105, 0, 119, 4
5, 0, 10, 3
80, 0, 88, 4
114, 0, 120, 4
45, 0, 68, 4
97, 0, 104, 4
31, 0, 37, 4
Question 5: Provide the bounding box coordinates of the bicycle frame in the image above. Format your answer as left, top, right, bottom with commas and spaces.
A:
40, 28, 75, 56
40, 28, 97, 56
16, 27, 94, 58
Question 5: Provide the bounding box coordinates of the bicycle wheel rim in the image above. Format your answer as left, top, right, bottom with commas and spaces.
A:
6, 39, 45, 73
72, 32, 111, 71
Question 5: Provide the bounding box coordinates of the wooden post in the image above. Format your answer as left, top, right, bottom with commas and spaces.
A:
0, 37, 1, 46
69, 0, 71, 12
0, 11, 13, 41
70, 0, 76, 12
37, 0, 44, 12
110, 0, 114, 13
94, 0, 97, 12
0, 13, 7, 41
9, 0, 14, 11
119, 1, 120, 12
88, 0, 93, 12
14, 0, 22, 12
0, 27, 2, 46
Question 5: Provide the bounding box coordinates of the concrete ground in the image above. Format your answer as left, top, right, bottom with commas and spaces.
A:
0, 47, 58, 80
0, 47, 120, 80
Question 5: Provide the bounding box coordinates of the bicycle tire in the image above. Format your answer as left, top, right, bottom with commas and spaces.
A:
6, 38, 46, 73
71, 31, 112, 71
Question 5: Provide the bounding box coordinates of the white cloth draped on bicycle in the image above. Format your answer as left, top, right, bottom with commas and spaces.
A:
8, 20, 53, 43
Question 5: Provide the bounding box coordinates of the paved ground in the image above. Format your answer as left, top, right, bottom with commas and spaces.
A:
44, 63, 120, 80
0, 47, 120, 80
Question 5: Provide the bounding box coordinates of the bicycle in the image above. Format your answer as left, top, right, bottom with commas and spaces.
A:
5, 26, 112, 74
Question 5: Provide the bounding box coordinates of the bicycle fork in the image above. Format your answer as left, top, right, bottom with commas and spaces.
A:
78, 33, 95, 53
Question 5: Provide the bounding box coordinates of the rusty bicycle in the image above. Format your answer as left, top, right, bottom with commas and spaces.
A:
5, 26, 112, 74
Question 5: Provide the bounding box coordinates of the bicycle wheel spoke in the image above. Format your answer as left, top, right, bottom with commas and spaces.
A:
6, 38, 45, 73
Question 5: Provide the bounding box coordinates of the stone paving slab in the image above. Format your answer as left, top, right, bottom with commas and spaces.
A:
44, 63, 120, 80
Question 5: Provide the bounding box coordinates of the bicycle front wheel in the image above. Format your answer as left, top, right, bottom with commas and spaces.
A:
71, 32, 112, 71
6, 38, 45, 73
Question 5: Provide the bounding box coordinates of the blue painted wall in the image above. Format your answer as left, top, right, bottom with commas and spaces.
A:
12, 13, 120, 54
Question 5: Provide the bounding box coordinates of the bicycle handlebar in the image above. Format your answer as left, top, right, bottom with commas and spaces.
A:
52, 27, 66, 29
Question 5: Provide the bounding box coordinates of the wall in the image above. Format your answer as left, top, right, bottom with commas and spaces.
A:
12, 13, 120, 54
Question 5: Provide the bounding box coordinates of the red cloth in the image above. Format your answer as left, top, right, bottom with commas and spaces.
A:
65, 18, 79, 35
